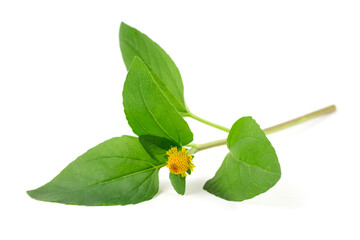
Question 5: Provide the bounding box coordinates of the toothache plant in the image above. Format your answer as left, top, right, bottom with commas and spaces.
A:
27, 22, 336, 205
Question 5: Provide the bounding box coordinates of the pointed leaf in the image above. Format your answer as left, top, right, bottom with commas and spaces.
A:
123, 57, 193, 145
204, 117, 281, 201
120, 22, 188, 113
169, 173, 186, 195
27, 136, 165, 206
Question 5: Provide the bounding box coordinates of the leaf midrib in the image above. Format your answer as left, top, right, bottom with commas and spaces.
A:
122, 38, 185, 110
138, 74, 180, 144
97, 163, 166, 185
58, 163, 166, 194
228, 152, 280, 176
78, 156, 157, 167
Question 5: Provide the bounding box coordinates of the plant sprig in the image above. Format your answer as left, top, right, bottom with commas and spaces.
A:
27, 22, 336, 206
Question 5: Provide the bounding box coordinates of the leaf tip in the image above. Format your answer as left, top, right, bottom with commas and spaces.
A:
26, 189, 37, 200
120, 21, 129, 31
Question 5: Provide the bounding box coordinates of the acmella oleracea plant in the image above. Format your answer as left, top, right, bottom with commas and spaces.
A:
27, 22, 336, 205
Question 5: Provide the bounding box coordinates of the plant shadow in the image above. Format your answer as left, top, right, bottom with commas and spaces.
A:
185, 178, 304, 209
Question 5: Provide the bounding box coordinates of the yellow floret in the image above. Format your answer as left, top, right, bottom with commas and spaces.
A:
166, 147, 194, 177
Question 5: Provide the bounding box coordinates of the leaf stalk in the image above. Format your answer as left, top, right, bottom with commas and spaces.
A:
186, 112, 230, 132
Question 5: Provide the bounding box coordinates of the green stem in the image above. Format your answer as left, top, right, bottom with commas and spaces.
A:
193, 139, 227, 152
191, 105, 336, 153
186, 143, 198, 148
187, 112, 230, 132
262, 105, 336, 135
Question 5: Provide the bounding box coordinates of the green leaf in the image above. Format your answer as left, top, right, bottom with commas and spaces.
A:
123, 57, 193, 146
169, 173, 186, 195
139, 135, 176, 164
203, 117, 281, 201
27, 136, 166, 206
120, 22, 188, 113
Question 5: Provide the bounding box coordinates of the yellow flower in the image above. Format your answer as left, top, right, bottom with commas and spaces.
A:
166, 147, 194, 177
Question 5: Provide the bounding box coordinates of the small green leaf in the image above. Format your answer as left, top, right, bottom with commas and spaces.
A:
120, 22, 188, 114
169, 173, 186, 195
204, 117, 281, 201
139, 135, 176, 163
123, 57, 193, 146
27, 136, 165, 206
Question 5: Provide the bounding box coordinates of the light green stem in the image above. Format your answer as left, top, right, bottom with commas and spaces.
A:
262, 105, 336, 135
187, 112, 230, 132
191, 105, 336, 153
193, 139, 227, 152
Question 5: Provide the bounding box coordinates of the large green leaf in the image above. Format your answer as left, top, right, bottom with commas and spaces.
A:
120, 22, 188, 113
123, 57, 193, 146
27, 136, 165, 206
204, 117, 281, 201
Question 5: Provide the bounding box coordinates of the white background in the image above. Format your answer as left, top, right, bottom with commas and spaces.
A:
1, 0, 359, 239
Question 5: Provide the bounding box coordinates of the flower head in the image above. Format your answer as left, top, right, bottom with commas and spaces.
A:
166, 147, 194, 177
